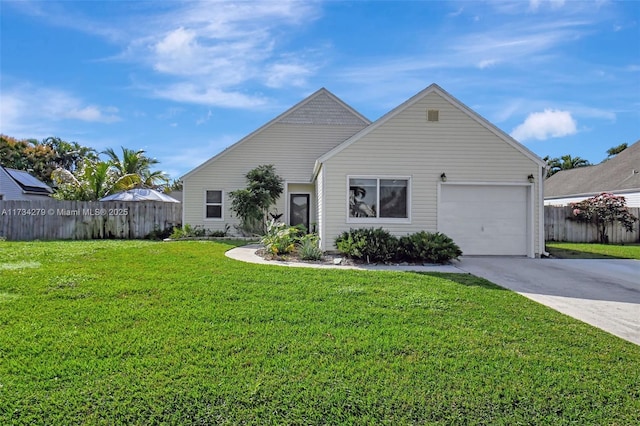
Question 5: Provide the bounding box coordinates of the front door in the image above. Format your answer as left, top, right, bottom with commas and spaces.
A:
289, 193, 310, 231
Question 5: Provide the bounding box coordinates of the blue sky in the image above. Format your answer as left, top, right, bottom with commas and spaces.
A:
1, 0, 638, 180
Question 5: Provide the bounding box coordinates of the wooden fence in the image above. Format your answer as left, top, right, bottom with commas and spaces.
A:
0, 200, 181, 241
545, 205, 640, 243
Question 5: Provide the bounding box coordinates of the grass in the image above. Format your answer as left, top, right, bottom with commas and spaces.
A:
1, 240, 639, 424
546, 242, 640, 259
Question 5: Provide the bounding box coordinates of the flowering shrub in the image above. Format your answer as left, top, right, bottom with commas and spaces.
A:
571, 193, 638, 243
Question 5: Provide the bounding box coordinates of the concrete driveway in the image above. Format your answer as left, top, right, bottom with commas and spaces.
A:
456, 257, 640, 346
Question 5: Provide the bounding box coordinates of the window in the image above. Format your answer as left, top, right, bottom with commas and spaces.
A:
205, 190, 223, 219
349, 177, 409, 220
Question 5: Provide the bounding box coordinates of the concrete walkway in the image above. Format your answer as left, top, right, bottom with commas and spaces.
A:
225, 244, 463, 273
225, 245, 640, 345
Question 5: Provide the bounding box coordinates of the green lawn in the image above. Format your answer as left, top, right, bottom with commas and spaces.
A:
546, 242, 640, 259
1, 240, 639, 424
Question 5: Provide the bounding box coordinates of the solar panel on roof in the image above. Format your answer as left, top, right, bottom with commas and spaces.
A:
6, 168, 52, 192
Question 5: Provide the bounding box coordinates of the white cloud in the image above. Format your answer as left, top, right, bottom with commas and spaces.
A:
511, 109, 577, 141
492, 99, 525, 123
12, 1, 324, 109
152, 83, 267, 108
153, 27, 199, 74
164, 134, 241, 177
119, 1, 322, 106
477, 59, 499, 69
447, 7, 464, 17
529, 0, 566, 11
0, 83, 120, 137
265, 63, 313, 88
338, 12, 593, 91
196, 110, 213, 125
65, 106, 120, 123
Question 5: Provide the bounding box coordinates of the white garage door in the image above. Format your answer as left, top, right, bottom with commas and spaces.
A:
438, 184, 530, 256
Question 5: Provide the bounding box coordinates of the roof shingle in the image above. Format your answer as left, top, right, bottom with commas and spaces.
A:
545, 140, 640, 197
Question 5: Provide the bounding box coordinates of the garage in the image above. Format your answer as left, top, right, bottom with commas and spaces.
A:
438, 184, 531, 256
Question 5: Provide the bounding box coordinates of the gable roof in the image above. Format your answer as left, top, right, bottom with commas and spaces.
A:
545, 140, 640, 198
313, 83, 545, 178
1, 166, 53, 195
181, 88, 370, 180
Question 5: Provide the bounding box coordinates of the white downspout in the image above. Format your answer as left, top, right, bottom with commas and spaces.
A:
539, 165, 549, 257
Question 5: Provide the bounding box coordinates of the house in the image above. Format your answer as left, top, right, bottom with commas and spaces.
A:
182, 84, 546, 257
0, 166, 53, 200
545, 140, 640, 208
100, 188, 181, 203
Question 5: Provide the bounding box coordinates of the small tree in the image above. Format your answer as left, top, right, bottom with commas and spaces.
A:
571, 193, 638, 243
229, 164, 283, 235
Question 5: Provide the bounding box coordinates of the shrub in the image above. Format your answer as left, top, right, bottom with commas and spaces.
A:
571, 192, 638, 244
298, 234, 323, 261
169, 225, 187, 239
335, 228, 398, 263
261, 220, 300, 256
169, 224, 224, 239
146, 226, 175, 240
208, 224, 231, 237
398, 231, 462, 264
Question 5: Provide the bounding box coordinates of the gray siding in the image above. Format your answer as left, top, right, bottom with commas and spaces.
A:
321, 91, 542, 253
0, 168, 48, 201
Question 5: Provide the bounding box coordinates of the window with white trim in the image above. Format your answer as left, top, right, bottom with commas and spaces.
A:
205, 190, 223, 219
348, 177, 409, 220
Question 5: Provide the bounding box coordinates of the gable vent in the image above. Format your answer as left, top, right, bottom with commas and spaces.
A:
427, 109, 439, 122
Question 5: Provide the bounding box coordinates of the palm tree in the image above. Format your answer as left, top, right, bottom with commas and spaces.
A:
559, 155, 590, 170
43, 136, 97, 173
545, 154, 590, 178
606, 143, 627, 159
102, 147, 168, 189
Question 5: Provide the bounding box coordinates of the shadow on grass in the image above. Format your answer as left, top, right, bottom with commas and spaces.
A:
408, 271, 508, 290
546, 247, 621, 259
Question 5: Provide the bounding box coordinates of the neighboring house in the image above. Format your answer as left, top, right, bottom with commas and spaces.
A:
0, 166, 53, 200
545, 140, 640, 207
100, 188, 181, 203
183, 84, 546, 257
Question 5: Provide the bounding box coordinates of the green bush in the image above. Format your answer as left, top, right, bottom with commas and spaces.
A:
335, 228, 398, 263
298, 234, 323, 261
261, 220, 301, 256
336, 228, 462, 264
170, 224, 230, 239
208, 224, 231, 237
170, 224, 204, 239
398, 231, 462, 264
145, 226, 175, 240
